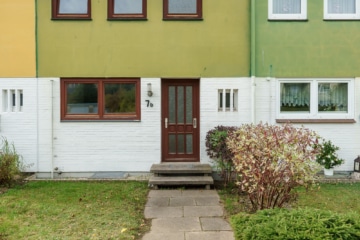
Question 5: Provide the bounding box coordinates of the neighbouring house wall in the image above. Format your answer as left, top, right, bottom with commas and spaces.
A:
255, 77, 360, 171
255, 0, 360, 78
0, 0, 36, 77
37, 0, 250, 78
0, 79, 38, 172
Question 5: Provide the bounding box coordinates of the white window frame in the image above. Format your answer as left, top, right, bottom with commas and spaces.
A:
324, 0, 360, 20
268, 0, 307, 20
276, 78, 354, 120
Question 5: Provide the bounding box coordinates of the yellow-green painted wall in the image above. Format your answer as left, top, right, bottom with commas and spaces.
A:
37, 0, 250, 77
0, 0, 36, 77
256, 0, 360, 78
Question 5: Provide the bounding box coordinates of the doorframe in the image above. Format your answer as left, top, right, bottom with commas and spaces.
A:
161, 78, 200, 162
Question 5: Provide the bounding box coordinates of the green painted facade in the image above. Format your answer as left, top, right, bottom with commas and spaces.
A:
37, 0, 250, 78
255, 0, 360, 78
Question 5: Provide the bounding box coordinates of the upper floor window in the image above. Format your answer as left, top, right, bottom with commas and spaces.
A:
52, 0, 91, 20
163, 0, 202, 20
268, 0, 307, 20
61, 78, 141, 121
108, 0, 147, 20
276, 79, 354, 122
324, 0, 360, 20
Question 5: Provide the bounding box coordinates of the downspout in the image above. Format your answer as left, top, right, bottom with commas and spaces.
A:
35, 0, 40, 174
51, 80, 54, 179
250, 0, 256, 124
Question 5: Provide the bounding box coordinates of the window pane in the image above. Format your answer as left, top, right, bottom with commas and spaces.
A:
169, 86, 176, 124
318, 83, 348, 112
104, 83, 136, 113
186, 134, 193, 154
280, 83, 310, 112
169, 134, 176, 154
168, 0, 197, 14
328, 0, 356, 14
273, 0, 301, 14
178, 134, 184, 153
59, 0, 88, 14
177, 86, 184, 124
114, 0, 142, 14
328, 0, 355, 14
186, 86, 192, 124
67, 83, 98, 114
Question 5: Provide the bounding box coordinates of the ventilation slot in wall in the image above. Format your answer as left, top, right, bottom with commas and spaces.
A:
218, 89, 238, 112
2, 89, 23, 112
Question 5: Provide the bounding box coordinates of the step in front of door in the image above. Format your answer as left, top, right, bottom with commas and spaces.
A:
149, 176, 214, 190
150, 163, 212, 175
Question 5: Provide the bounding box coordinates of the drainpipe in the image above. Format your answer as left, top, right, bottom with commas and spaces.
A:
51, 80, 54, 179
35, 0, 40, 174
250, 0, 256, 124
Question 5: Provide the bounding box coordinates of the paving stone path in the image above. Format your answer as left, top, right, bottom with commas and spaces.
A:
142, 189, 235, 240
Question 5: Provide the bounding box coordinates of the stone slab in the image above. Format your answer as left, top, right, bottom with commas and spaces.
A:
181, 190, 219, 197
150, 217, 202, 232
186, 231, 235, 240
149, 176, 214, 185
170, 197, 196, 206
184, 206, 223, 217
150, 163, 212, 174
195, 196, 220, 206
145, 197, 169, 207
148, 190, 182, 198
144, 207, 183, 218
200, 217, 233, 231
142, 232, 185, 240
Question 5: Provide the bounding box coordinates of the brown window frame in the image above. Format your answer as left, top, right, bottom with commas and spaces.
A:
61, 78, 141, 121
163, 0, 202, 20
108, 0, 147, 20
52, 0, 92, 20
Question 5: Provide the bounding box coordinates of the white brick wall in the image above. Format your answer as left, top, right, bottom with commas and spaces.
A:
0, 77, 358, 175
255, 77, 360, 171
0, 78, 38, 172
200, 78, 252, 164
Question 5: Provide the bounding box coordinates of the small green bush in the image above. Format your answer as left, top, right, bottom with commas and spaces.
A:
0, 137, 23, 186
231, 208, 360, 240
205, 125, 238, 185
316, 140, 344, 169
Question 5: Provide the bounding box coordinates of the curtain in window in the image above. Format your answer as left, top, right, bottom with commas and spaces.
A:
273, 0, 301, 14
281, 83, 310, 107
318, 83, 348, 111
328, 0, 355, 14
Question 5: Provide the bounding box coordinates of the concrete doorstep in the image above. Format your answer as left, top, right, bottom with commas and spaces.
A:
142, 189, 235, 240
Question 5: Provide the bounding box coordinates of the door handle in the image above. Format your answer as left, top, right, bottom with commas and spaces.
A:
165, 118, 168, 129
193, 118, 197, 128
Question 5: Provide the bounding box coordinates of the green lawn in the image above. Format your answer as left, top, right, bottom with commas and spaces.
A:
0, 181, 149, 240
295, 183, 360, 214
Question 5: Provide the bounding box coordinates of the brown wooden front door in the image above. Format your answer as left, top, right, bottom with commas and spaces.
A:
161, 79, 200, 162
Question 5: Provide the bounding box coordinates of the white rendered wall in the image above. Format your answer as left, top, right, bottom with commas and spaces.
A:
200, 78, 252, 164
0, 78, 38, 172
255, 77, 360, 171
45, 78, 161, 173
2, 77, 357, 174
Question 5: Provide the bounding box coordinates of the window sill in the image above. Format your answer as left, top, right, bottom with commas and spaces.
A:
163, 17, 203, 21
276, 119, 356, 124
107, 18, 148, 21
51, 18, 92, 21
61, 119, 141, 122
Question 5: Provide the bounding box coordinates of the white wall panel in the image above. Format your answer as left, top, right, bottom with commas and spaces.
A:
0, 78, 38, 172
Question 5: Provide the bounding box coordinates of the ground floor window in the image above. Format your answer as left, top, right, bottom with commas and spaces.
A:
277, 79, 354, 121
61, 78, 140, 121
